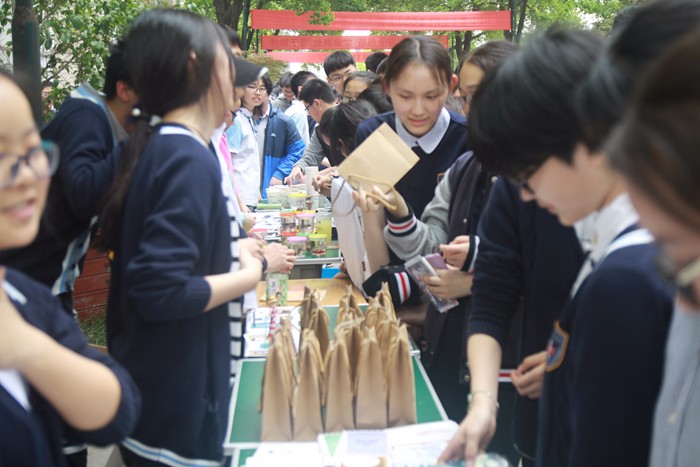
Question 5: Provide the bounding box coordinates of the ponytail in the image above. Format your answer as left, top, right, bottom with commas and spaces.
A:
97, 118, 153, 251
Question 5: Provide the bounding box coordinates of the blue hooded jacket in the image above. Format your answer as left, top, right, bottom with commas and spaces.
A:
261, 107, 305, 195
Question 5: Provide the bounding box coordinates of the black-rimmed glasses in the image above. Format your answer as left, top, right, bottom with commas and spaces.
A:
246, 85, 267, 94
510, 165, 539, 195
0, 141, 59, 189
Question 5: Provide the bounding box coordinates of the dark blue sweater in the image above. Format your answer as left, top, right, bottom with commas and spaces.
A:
536, 242, 672, 467
355, 110, 469, 219
107, 126, 238, 464
0, 98, 120, 297
468, 178, 585, 457
0, 268, 139, 467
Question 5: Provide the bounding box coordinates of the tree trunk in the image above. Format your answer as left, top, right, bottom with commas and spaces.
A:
515, 0, 527, 44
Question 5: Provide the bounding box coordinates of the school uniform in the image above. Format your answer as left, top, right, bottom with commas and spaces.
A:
355, 108, 469, 219
468, 178, 585, 460
0, 84, 126, 314
649, 300, 700, 467
536, 194, 673, 467
0, 268, 140, 467
108, 125, 242, 466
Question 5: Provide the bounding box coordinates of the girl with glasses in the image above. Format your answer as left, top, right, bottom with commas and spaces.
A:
0, 71, 139, 466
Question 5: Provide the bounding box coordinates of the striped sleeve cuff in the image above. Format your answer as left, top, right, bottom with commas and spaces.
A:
387, 210, 417, 237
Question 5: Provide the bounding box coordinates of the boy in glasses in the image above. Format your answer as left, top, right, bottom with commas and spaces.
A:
443, 26, 673, 467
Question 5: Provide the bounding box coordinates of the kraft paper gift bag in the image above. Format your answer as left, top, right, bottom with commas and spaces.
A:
301, 286, 313, 330
324, 335, 355, 432
309, 303, 331, 361
300, 287, 322, 330
260, 334, 295, 441
386, 324, 417, 427
377, 281, 398, 321
293, 330, 325, 441
279, 318, 298, 387
377, 318, 399, 380
335, 319, 364, 386
336, 123, 419, 194
354, 327, 388, 429
363, 297, 381, 330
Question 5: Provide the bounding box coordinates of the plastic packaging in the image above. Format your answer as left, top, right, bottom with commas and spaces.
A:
297, 212, 315, 234
309, 233, 327, 256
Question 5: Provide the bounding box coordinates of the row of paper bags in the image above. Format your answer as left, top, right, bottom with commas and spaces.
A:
260, 285, 417, 441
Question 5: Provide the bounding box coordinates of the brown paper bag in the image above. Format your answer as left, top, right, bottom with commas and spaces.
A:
376, 318, 399, 379
300, 286, 313, 330
354, 327, 388, 429
337, 123, 419, 193
293, 330, 325, 441
260, 334, 294, 441
309, 303, 331, 361
324, 335, 355, 432
377, 281, 397, 321
386, 324, 417, 427
335, 319, 363, 385
279, 318, 298, 388
363, 297, 381, 330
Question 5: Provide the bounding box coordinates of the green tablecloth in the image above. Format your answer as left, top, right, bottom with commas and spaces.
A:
225, 355, 446, 452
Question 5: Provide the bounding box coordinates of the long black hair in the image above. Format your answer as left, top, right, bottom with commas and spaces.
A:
323, 100, 378, 166
99, 9, 232, 250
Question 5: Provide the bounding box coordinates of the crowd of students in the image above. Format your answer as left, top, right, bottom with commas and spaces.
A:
1, 0, 700, 466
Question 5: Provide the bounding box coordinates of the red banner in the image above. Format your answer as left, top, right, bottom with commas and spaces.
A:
266, 51, 388, 64
251, 9, 511, 32
261, 35, 448, 51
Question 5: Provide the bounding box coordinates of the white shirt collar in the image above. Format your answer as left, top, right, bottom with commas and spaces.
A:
569, 192, 640, 297
395, 107, 450, 154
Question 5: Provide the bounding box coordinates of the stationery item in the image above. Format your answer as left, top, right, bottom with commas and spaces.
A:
337, 123, 419, 196
405, 256, 459, 313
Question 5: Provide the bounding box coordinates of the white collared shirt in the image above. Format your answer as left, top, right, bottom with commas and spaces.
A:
395, 107, 450, 154
570, 193, 641, 296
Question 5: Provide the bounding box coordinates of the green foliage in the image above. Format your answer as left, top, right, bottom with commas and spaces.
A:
245, 51, 288, 82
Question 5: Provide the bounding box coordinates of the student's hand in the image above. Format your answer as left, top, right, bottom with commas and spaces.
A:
422, 268, 473, 299
239, 237, 265, 263
263, 243, 296, 274
313, 167, 337, 196
438, 397, 497, 466
440, 236, 471, 270
285, 166, 304, 185
353, 185, 409, 218
510, 351, 547, 399
269, 176, 283, 186
0, 268, 42, 369
242, 215, 256, 232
